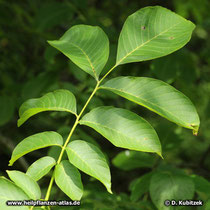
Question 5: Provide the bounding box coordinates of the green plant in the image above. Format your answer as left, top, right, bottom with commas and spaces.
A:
0, 6, 200, 209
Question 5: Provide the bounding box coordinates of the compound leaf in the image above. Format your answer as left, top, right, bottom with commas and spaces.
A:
55, 160, 83, 200
18, 89, 77, 127
66, 140, 112, 193
116, 6, 195, 65
80, 106, 161, 156
26, 156, 56, 181
101, 77, 200, 135
0, 176, 29, 210
48, 25, 109, 80
9, 131, 63, 166
6, 171, 41, 200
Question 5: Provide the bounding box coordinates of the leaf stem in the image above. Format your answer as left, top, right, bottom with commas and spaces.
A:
99, 64, 117, 84
44, 174, 55, 201
44, 81, 100, 201
44, 64, 118, 202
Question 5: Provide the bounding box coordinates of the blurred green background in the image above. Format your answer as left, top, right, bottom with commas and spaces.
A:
0, 0, 210, 209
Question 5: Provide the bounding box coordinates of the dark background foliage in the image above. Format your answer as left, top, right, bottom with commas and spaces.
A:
0, 0, 210, 209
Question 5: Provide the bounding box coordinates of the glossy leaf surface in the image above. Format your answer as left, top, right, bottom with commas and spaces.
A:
18, 89, 77, 126
116, 6, 195, 65
26, 156, 56, 181
66, 140, 112, 193
55, 160, 83, 200
6, 171, 41, 200
48, 25, 109, 80
0, 177, 29, 210
101, 77, 200, 134
9, 131, 63, 166
80, 106, 161, 156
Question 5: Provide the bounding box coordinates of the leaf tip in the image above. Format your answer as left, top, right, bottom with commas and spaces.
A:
107, 188, 113, 194
47, 40, 56, 48
191, 125, 199, 136
47, 40, 53, 45
47, 40, 58, 48
157, 152, 164, 159
193, 129, 198, 136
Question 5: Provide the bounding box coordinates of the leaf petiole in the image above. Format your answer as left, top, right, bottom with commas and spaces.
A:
44, 65, 117, 202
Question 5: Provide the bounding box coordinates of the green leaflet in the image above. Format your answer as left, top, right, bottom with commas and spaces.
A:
150, 172, 195, 210
0, 177, 29, 210
18, 89, 77, 127
26, 156, 56, 181
48, 25, 109, 80
55, 160, 83, 200
6, 171, 41, 200
116, 6, 195, 65
80, 106, 162, 156
100, 77, 200, 134
112, 150, 156, 171
66, 140, 112, 193
9, 131, 63, 166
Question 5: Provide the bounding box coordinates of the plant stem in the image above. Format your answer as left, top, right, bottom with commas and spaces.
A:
99, 64, 117, 84
44, 64, 117, 202
44, 172, 56, 201
44, 81, 100, 201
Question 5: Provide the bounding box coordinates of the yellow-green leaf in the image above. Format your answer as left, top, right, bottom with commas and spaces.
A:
0, 176, 29, 210
55, 160, 83, 200
6, 171, 41, 200
9, 131, 63, 166
101, 77, 200, 134
116, 6, 195, 65
26, 156, 56, 181
18, 89, 77, 126
80, 106, 162, 156
48, 25, 109, 80
66, 140, 112, 193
